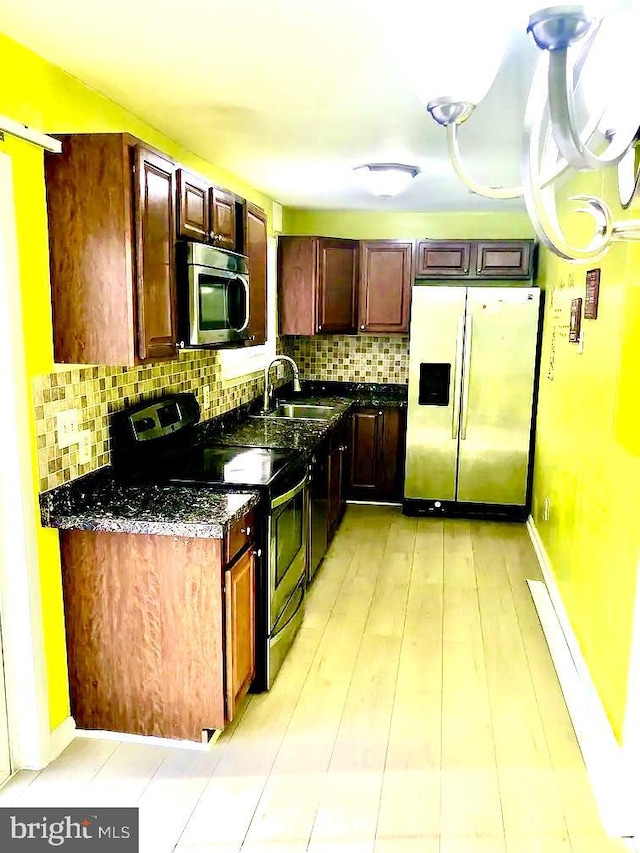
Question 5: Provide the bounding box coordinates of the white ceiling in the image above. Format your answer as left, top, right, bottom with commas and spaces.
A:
0, 0, 541, 212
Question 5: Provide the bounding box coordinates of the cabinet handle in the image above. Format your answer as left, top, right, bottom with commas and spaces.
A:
378, 411, 383, 416
318, 324, 322, 331
339, 445, 347, 452
241, 526, 252, 537
360, 324, 365, 331
209, 230, 216, 239
252, 548, 262, 558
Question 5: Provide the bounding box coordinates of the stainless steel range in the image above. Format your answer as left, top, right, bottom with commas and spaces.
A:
111, 393, 308, 691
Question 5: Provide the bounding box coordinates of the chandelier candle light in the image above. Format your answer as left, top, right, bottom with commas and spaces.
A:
401, 1, 640, 262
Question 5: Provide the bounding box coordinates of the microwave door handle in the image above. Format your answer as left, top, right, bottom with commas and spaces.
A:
235, 277, 250, 333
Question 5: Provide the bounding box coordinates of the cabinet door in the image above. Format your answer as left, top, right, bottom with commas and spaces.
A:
379, 407, 407, 501
176, 169, 209, 242
278, 237, 318, 336
348, 408, 383, 499
210, 187, 236, 250
134, 146, 178, 362
416, 241, 472, 277
359, 241, 412, 334
224, 548, 256, 723
475, 241, 533, 278
245, 203, 268, 346
317, 239, 359, 334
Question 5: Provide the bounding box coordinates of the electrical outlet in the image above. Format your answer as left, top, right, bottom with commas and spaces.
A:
203, 384, 211, 411
78, 430, 92, 465
56, 409, 79, 448
543, 497, 551, 522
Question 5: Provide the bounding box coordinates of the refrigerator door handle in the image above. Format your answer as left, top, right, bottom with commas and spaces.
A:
461, 314, 473, 440
452, 314, 465, 440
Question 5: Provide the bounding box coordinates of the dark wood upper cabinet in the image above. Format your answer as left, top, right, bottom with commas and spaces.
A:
475, 241, 533, 278
416, 239, 534, 279
176, 169, 209, 242
318, 239, 359, 334
210, 187, 236, 250
244, 202, 268, 346
416, 241, 472, 277
358, 241, 412, 334
45, 133, 177, 365
135, 147, 178, 362
278, 237, 318, 336
278, 236, 359, 336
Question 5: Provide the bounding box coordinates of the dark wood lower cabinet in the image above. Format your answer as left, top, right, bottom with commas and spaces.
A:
348, 406, 407, 503
327, 420, 350, 538
61, 529, 255, 742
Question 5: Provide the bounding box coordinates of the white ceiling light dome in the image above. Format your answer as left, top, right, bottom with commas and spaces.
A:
353, 163, 420, 197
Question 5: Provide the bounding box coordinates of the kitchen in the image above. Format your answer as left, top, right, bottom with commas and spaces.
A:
0, 1, 640, 851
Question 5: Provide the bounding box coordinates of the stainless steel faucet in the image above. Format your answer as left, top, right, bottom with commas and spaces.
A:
262, 355, 301, 412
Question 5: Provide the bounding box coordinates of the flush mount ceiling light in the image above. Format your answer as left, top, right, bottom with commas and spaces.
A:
398, 1, 640, 262
353, 163, 420, 197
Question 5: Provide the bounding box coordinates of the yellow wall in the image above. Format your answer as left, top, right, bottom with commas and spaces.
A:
532, 167, 640, 741
283, 208, 534, 239
0, 32, 274, 731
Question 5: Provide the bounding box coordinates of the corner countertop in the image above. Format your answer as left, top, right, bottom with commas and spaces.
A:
40, 468, 259, 540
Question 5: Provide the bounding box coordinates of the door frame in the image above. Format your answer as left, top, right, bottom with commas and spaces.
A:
0, 150, 51, 770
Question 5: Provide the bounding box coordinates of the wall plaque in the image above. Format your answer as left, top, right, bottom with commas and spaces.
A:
585, 268, 600, 319
569, 298, 582, 343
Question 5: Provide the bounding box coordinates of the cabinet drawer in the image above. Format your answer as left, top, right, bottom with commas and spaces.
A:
226, 509, 254, 565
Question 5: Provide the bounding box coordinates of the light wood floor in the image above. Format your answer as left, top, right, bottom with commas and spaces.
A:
0, 506, 630, 852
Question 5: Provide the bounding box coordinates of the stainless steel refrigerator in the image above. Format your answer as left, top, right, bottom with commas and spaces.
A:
403, 284, 541, 519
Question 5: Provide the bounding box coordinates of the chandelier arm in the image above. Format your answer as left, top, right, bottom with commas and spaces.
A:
446, 125, 522, 199
548, 47, 630, 170
446, 123, 576, 201
522, 51, 614, 262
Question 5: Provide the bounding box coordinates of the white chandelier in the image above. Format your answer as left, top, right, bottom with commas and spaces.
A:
404, 2, 640, 262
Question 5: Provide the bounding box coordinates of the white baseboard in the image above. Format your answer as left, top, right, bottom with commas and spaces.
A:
49, 716, 76, 763
526, 517, 636, 839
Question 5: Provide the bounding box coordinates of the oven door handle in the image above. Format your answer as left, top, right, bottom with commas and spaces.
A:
270, 581, 305, 640
270, 475, 308, 510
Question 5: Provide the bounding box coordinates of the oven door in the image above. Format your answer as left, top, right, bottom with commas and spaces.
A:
188, 264, 250, 346
268, 473, 308, 634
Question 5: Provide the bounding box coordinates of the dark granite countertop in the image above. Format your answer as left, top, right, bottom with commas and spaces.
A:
39, 381, 406, 538
40, 468, 259, 539
215, 396, 353, 456
302, 381, 408, 408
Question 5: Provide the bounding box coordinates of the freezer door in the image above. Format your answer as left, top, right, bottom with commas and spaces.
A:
404, 285, 467, 501
456, 287, 540, 506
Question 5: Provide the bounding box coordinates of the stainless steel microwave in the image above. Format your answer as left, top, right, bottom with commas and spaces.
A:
178, 242, 250, 347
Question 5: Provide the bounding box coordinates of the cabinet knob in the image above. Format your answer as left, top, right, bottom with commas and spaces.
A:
241, 526, 252, 536
252, 547, 262, 558
379, 410, 383, 415
318, 324, 322, 331
209, 230, 216, 239
360, 324, 365, 331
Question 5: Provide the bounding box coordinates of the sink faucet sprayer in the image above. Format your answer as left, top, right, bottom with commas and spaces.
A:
262, 356, 301, 412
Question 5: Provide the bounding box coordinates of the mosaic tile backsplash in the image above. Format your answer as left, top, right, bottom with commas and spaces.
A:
33, 348, 278, 493
283, 335, 409, 385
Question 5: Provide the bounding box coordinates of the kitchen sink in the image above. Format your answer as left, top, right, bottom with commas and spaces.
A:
262, 403, 338, 421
